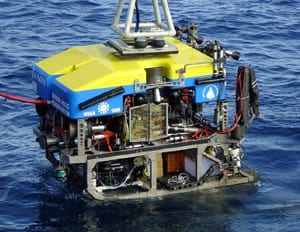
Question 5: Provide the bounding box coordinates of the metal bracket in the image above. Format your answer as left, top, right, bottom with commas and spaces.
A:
134, 77, 184, 93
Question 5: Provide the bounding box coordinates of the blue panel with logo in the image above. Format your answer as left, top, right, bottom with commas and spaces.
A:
51, 80, 132, 119
195, 81, 226, 103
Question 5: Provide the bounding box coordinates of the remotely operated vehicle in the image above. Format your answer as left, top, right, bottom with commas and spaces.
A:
29, 0, 260, 200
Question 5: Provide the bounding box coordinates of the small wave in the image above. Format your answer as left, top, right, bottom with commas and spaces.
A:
0, 187, 10, 202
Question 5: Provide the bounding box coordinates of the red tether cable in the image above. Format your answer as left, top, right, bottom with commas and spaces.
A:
0, 92, 48, 105
217, 68, 243, 134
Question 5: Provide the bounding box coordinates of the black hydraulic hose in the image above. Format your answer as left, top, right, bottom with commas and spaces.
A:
135, 0, 140, 32
46, 147, 60, 166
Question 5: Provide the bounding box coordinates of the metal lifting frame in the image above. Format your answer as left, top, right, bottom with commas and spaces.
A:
112, 0, 176, 38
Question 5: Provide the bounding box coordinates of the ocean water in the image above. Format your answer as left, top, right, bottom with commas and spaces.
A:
0, 0, 299, 231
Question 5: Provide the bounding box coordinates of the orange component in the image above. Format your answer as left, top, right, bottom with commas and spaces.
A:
192, 129, 212, 139
102, 130, 116, 152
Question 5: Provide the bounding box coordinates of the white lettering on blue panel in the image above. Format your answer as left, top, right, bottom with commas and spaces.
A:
83, 111, 96, 117
111, 107, 121, 113
32, 70, 46, 86
52, 93, 70, 116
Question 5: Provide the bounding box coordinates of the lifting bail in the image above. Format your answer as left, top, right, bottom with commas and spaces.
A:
111, 0, 176, 38
109, 0, 178, 55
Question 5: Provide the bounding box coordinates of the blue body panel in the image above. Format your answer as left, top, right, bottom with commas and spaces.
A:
32, 64, 60, 100
32, 63, 225, 119
48, 75, 226, 119
51, 80, 132, 119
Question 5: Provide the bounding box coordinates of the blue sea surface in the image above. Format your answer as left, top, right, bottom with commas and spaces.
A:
0, 0, 300, 231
